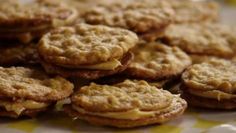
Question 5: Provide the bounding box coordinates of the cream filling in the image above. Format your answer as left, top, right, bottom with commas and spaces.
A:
62, 59, 122, 70
0, 100, 49, 115
188, 89, 236, 101
55, 98, 71, 111
72, 96, 179, 120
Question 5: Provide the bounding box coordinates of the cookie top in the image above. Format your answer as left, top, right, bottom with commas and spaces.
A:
82, 0, 174, 38
72, 80, 178, 112
182, 59, 236, 94
0, 0, 78, 29
168, 0, 219, 23
126, 42, 191, 80
38, 23, 138, 66
0, 43, 38, 65
163, 23, 236, 58
0, 67, 74, 102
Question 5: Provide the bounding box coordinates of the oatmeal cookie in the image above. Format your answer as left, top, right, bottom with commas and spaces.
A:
82, 0, 174, 41
64, 80, 187, 128
181, 85, 236, 110
0, 0, 78, 43
0, 67, 74, 118
181, 59, 236, 109
0, 43, 39, 65
38, 23, 138, 66
167, 0, 219, 23
40, 52, 133, 80
163, 23, 236, 58
125, 42, 191, 80
0, 67, 74, 101
0, 99, 48, 118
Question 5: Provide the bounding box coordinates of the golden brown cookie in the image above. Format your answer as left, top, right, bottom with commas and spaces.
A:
40, 52, 133, 80
0, 99, 48, 118
167, 0, 219, 23
39, 24, 138, 79
163, 23, 236, 58
82, 0, 174, 41
0, 67, 74, 118
181, 59, 236, 109
0, 0, 78, 43
64, 80, 187, 128
0, 43, 39, 66
125, 42, 191, 80
38, 23, 137, 66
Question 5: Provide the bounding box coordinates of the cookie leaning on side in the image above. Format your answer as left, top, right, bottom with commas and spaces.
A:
64, 80, 187, 128
181, 59, 236, 109
0, 67, 74, 118
38, 23, 138, 79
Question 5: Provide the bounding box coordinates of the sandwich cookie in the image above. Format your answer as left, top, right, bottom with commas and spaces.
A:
125, 42, 191, 80
163, 23, 236, 58
64, 80, 187, 128
181, 59, 236, 109
167, 0, 219, 23
0, 67, 73, 118
0, 0, 78, 43
0, 43, 39, 66
82, 0, 174, 41
39, 24, 138, 79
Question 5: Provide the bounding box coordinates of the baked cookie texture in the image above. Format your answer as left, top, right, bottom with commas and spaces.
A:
39, 23, 138, 66
41, 52, 133, 80
82, 0, 174, 41
0, 67, 74, 118
167, 0, 219, 23
65, 80, 187, 128
0, 43, 39, 65
0, 0, 78, 43
125, 42, 191, 80
163, 23, 236, 58
181, 59, 236, 109
39, 24, 138, 79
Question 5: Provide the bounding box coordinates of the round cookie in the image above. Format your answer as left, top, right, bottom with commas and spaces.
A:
181, 59, 236, 109
0, 67, 74, 101
82, 0, 174, 41
0, 0, 78, 43
40, 52, 133, 80
0, 43, 39, 66
64, 80, 187, 128
162, 23, 236, 58
167, 0, 219, 23
38, 23, 138, 66
125, 42, 191, 80
0, 67, 74, 118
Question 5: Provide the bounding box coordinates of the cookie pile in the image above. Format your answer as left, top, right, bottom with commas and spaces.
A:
0, 0, 235, 129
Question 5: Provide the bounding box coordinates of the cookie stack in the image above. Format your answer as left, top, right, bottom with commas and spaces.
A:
38, 23, 138, 80
0, 0, 78, 66
0, 0, 78, 117
0, 0, 235, 129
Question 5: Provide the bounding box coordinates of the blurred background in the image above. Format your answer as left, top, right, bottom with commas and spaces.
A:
217, 0, 236, 24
